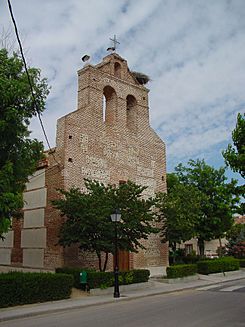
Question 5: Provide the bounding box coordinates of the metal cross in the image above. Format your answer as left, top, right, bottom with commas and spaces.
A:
109, 35, 120, 51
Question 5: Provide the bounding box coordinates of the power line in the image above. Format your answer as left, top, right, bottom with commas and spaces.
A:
7, 0, 60, 167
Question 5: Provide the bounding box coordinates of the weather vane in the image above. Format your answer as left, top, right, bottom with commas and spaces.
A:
107, 35, 120, 52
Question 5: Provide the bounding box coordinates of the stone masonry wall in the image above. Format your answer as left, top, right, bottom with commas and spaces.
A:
55, 53, 168, 270
0, 53, 168, 273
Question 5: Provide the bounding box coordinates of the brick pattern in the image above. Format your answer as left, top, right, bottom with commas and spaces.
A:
8, 53, 168, 271
11, 218, 23, 265
43, 154, 65, 269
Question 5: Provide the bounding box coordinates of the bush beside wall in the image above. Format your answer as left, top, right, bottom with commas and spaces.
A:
197, 257, 240, 275
56, 267, 94, 289
56, 268, 150, 289
166, 264, 197, 279
238, 259, 245, 268
0, 272, 74, 308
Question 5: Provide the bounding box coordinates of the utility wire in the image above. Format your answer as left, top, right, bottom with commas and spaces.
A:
7, 0, 60, 167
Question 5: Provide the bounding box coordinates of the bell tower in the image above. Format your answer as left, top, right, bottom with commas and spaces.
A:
55, 48, 168, 274
2, 42, 168, 274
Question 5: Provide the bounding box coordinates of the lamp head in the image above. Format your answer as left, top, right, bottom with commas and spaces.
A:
110, 208, 121, 222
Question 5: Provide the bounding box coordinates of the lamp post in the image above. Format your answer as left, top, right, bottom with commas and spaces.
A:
110, 208, 121, 298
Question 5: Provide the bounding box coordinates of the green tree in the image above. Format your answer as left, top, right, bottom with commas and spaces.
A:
223, 113, 245, 214
53, 180, 158, 271
156, 173, 204, 257
223, 113, 245, 178
0, 49, 49, 237
226, 223, 245, 258
226, 223, 245, 244
175, 159, 240, 255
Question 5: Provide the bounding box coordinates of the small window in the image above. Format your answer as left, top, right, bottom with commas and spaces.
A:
103, 86, 117, 124
102, 95, 106, 122
126, 95, 137, 130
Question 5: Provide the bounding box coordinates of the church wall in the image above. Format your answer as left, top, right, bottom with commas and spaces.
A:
54, 54, 168, 272
43, 154, 65, 269
1, 53, 168, 274
0, 231, 14, 265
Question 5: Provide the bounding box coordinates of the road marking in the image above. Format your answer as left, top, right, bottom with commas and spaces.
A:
197, 284, 245, 292
197, 285, 221, 291
220, 285, 245, 292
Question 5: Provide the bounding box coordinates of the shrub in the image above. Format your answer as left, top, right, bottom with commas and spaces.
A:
197, 257, 240, 275
128, 269, 150, 284
239, 259, 245, 268
56, 267, 95, 289
182, 254, 199, 264
87, 271, 114, 289
56, 268, 150, 289
0, 272, 74, 308
166, 264, 197, 279
227, 241, 245, 259
169, 249, 185, 265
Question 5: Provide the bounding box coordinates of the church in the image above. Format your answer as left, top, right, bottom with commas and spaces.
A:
0, 44, 168, 276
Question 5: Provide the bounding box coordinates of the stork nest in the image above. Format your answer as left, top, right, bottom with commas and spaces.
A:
131, 71, 150, 85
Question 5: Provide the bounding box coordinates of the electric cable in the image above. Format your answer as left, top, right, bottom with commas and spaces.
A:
7, 0, 60, 167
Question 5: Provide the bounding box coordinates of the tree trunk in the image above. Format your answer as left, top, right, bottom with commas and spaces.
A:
198, 239, 205, 257
96, 251, 102, 272
172, 242, 177, 264
218, 237, 223, 257
102, 252, 109, 272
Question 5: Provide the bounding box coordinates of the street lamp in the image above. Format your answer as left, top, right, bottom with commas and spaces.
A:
110, 208, 121, 298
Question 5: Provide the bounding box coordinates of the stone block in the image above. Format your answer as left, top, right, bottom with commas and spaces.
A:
0, 231, 14, 248
21, 228, 46, 248
0, 249, 11, 265
23, 188, 47, 210
26, 169, 45, 191
24, 209, 45, 228
23, 249, 44, 268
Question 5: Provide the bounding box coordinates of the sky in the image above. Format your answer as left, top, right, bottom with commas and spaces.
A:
1, 0, 244, 183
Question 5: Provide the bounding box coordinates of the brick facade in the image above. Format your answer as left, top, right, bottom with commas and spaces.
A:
0, 53, 168, 275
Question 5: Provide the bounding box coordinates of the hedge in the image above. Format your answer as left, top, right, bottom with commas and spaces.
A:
197, 257, 240, 275
239, 259, 245, 268
166, 264, 197, 279
0, 272, 74, 308
56, 268, 150, 289
56, 267, 95, 289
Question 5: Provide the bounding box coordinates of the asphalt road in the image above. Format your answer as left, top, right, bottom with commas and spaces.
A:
1, 280, 244, 327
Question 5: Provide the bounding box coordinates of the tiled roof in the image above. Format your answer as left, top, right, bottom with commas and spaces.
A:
235, 215, 245, 224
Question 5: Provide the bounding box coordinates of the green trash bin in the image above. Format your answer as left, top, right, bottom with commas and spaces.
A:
79, 271, 88, 291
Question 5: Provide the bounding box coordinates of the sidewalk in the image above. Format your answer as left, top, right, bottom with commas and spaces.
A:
0, 270, 244, 322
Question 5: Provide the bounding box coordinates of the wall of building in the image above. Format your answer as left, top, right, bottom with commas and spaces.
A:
0, 231, 14, 266
180, 238, 227, 256
0, 53, 168, 274
55, 54, 168, 272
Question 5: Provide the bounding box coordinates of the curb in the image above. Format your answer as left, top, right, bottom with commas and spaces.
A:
90, 281, 152, 295
1, 272, 244, 322
0, 286, 200, 323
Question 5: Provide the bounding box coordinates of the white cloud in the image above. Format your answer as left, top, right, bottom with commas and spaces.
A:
1, 0, 245, 180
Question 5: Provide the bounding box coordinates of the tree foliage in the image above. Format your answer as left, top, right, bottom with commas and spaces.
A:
0, 49, 49, 237
223, 113, 245, 178
226, 223, 245, 258
226, 223, 245, 243
222, 113, 245, 214
156, 173, 204, 251
174, 159, 240, 255
53, 180, 158, 271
